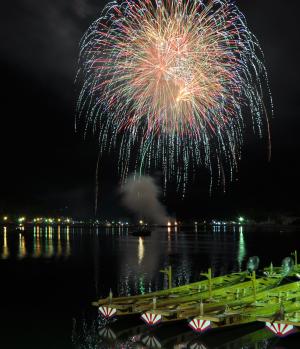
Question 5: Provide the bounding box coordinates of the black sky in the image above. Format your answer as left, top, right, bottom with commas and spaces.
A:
1, 0, 299, 220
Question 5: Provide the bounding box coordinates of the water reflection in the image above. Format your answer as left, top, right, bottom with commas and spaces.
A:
73, 320, 280, 349
66, 226, 71, 258
0, 225, 289, 301
45, 226, 54, 258
18, 233, 27, 259
138, 237, 144, 265
2, 224, 298, 348
57, 225, 62, 257
33, 226, 42, 258
167, 227, 172, 253
1, 227, 9, 259
89, 225, 254, 297
0, 225, 73, 259
237, 226, 246, 271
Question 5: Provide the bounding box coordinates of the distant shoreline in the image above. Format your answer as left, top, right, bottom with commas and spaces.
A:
1, 222, 300, 231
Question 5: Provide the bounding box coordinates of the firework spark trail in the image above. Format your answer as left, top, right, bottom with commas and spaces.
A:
77, 0, 272, 192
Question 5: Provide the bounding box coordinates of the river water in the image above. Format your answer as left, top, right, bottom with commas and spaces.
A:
0, 225, 299, 348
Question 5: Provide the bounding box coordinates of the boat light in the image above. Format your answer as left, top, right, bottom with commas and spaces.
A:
188, 318, 211, 333
265, 322, 295, 337
141, 312, 162, 326
98, 306, 117, 319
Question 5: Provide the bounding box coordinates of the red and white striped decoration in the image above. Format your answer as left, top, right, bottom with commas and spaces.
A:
141, 312, 162, 326
265, 322, 295, 337
98, 306, 117, 319
188, 318, 211, 333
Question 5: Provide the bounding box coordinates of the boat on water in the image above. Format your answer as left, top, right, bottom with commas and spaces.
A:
264, 253, 300, 277
257, 303, 300, 337
95, 252, 300, 337
188, 280, 300, 336
94, 270, 247, 317
131, 226, 152, 237
15, 225, 25, 232
137, 255, 300, 324
141, 272, 282, 325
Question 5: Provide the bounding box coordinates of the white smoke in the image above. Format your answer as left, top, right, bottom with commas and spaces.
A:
120, 175, 169, 225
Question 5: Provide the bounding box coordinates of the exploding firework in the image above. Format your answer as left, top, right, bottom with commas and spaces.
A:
77, 0, 272, 192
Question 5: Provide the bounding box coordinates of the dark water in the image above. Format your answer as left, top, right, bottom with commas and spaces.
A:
0, 225, 299, 349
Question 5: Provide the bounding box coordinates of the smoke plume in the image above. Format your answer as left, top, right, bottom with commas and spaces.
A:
120, 175, 169, 225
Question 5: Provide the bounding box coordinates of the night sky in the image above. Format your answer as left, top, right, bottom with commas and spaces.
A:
1, 0, 299, 220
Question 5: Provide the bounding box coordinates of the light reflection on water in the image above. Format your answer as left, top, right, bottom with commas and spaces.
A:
138, 237, 144, 265
1, 227, 9, 259
1, 225, 299, 348
0, 224, 294, 297
0, 224, 298, 296
238, 226, 246, 271
0, 226, 270, 296
0, 225, 74, 260
72, 320, 282, 349
18, 233, 27, 259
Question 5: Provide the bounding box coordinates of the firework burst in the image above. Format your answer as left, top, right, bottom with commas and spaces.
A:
77, 0, 271, 193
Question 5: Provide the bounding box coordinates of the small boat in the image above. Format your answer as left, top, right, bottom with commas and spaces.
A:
257, 303, 300, 337
131, 226, 152, 237
141, 272, 283, 324
187, 280, 300, 335
94, 270, 247, 317
138, 255, 300, 325
15, 225, 26, 233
